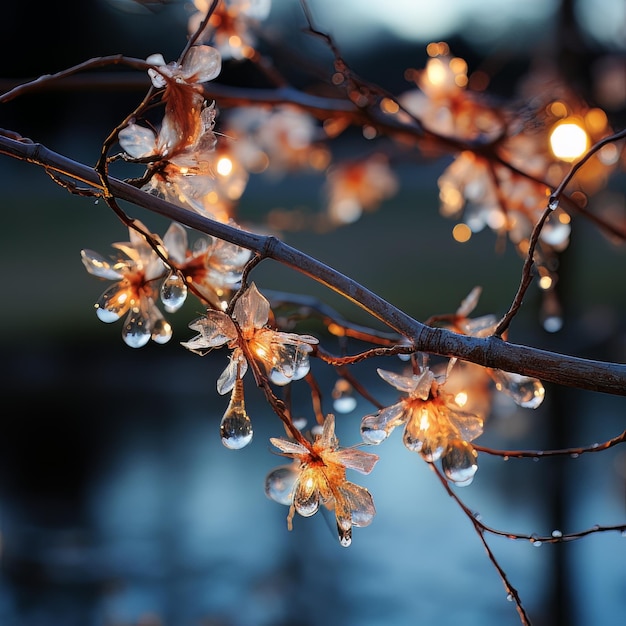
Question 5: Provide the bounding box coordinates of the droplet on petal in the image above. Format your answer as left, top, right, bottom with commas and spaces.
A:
160, 271, 188, 312
265, 465, 298, 505
293, 470, 319, 517
96, 283, 131, 323
151, 318, 173, 344
419, 439, 445, 462
122, 309, 151, 348
491, 370, 545, 408
338, 525, 352, 547
442, 440, 479, 486
220, 379, 253, 449
360, 414, 389, 445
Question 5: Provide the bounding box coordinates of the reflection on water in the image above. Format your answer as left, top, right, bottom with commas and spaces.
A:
0, 340, 625, 626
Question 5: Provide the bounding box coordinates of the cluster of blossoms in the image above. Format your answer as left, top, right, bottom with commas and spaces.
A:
78, 16, 561, 548
187, 0, 272, 60
81, 220, 251, 347
397, 42, 619, 295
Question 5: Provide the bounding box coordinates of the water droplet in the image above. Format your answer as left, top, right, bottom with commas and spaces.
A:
543, 315, 563, 333
503, 455, 509, 462
570, 452, 579, 459
122, 309, 151, 348
151, 318, 172, 344
442, 440, 479, 486
506, 593, 514, 602
530, 534, 542, 547
160, 271, 188, 312
334, 396, 357, 413
552, 529, 563, 538
332, 379, 357, 413
548, 196, 559, 211
294, 480, 319, 517
220, 379, 253, 449
620, 530, 626, 538
265, 465, 298, 505
292, 417, 307, 430
338, 525, 352, 547
491, 370, 545, 408
96, 284, 131, 322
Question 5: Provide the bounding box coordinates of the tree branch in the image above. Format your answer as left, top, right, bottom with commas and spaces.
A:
1, 132, 625, 396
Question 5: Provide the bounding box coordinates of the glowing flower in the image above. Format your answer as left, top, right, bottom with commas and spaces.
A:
444, 287, 546, 410
162, 221, 251, 310
80, 221, 172, 348
223, 105, 322, 175
188, 0, 271, 60
118, 102, 220, 216
399, 43, 502, 140
146, 45, 221, 89
181, 282, 319, 393
266, 414, 378, 546
325, 154, 398, 225
360, 366, 483, 485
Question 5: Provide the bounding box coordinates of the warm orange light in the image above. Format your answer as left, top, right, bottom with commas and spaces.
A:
549, 119, 589, 161
426, 58, 447, 86
452, 223, 472, 242
216, 156, 233, 176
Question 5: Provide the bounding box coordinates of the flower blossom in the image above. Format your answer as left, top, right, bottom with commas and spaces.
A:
188, 0, 271, 60
80, 221, 172, 348
444, 287, 546, 410
325, 154, 398, 225
118, 102, 220, 217
360, 366, 484, 486
266, 413, 378, 547
162, 222, 252, 310
181, 282, 319, 393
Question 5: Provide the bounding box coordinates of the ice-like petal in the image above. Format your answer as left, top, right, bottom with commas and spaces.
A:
118, 123, 157, 159
270, 438, 309, 456
333, 448, 379, 475
360, 402, 407, 444
182, 45, 222, 83
377, 367, 434, 398
234, 282, 270, 329
80, 249, 126, 280
337, 482, 376, 527
446, 407, 484, 442
162, 222, 189, 263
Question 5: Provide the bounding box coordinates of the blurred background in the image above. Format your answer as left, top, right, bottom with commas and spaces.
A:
0, 1, 625, 625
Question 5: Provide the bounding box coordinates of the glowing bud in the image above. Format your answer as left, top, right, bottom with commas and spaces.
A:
220, 378, 253, 449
